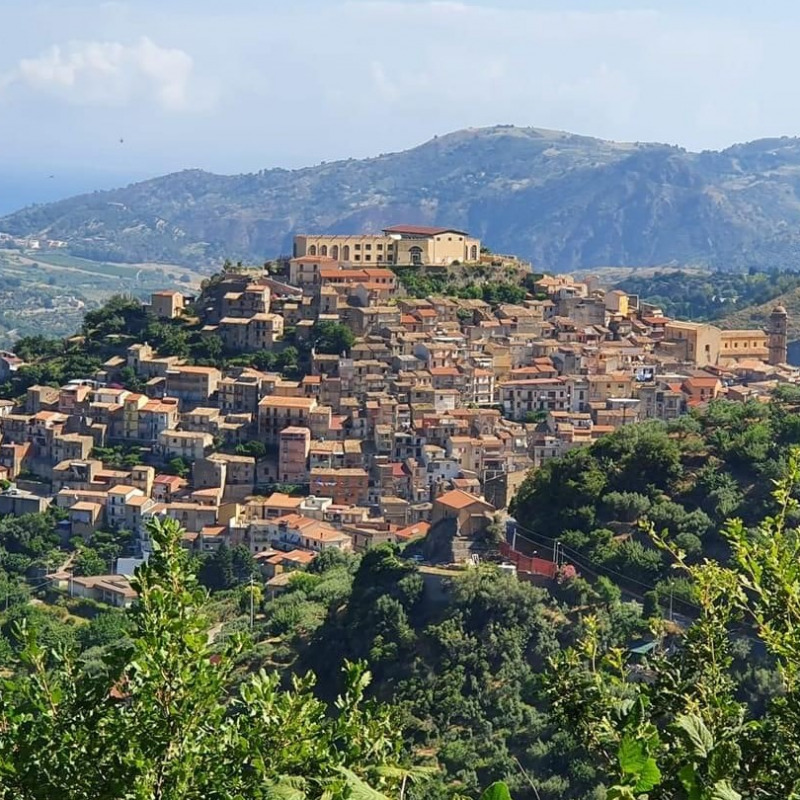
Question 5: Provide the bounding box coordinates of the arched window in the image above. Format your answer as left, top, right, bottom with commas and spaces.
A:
470, 244, 478, 261
308, 244, 317, 256
321, 245, 328, 256
409, 246, 423, 265
343, 245, 350, 261
332, 245, 339, 260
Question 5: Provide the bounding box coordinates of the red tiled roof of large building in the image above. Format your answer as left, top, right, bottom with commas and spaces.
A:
383, 225, 468, 236
435, 489, 490, 510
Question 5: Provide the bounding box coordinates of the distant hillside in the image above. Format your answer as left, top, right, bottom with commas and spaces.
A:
614, 269, 800, 323
7, 126, 800, 269
720, 287, 800, 340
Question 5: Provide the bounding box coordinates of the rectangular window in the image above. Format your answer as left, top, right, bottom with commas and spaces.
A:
354, 244, 361, 250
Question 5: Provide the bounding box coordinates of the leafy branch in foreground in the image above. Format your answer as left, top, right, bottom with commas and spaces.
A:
0, 516, 412, 800
548, 447, 800, 799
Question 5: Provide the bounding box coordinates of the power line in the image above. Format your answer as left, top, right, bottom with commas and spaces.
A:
509, 519, 765, 644
509, 521, 705, 612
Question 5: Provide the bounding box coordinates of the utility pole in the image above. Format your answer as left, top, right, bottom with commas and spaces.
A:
249, 573, 255, 630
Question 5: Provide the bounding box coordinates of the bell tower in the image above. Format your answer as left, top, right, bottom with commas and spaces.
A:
768, 305, 788, 366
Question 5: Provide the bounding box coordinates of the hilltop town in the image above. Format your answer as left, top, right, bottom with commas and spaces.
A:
0, 223, 794, 605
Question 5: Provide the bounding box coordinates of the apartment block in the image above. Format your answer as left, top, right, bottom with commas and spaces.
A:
258, 395, 318, 445
165, 366, 221, 407
278, 426, 311, 484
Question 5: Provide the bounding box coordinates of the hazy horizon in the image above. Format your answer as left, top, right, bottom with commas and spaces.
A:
0, 0, 800, 192
4, 120, 800, 217
6, 0, 800, 212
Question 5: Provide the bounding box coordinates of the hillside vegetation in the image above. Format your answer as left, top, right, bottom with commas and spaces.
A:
9, 126, 800, 269
0, 249, 205, 343
614, 268, 800, 323
511, 392, 800, 609
719, 284, 800, 341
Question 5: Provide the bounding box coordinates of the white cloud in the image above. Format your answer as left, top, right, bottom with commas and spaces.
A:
3, 37, 197, 111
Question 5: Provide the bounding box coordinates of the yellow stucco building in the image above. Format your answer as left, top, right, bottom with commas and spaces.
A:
293, 225, 481, 267
664, 320, 773, 368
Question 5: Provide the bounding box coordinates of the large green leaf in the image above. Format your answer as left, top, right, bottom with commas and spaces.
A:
263, 782, 306, 800
710, 781, 742, 800
335, 767, 391, 800
618, 736, 661, 793
678, 765, 702, 800
674, 713, 715, 759
619, 736, 648, 776
634, 757, 662, 794
479, 781, 513, 800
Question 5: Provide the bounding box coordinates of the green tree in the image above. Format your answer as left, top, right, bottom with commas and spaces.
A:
198, 542, 234, 591
230, 544, 255, 584
0, 516, 413, 800
77, 609, 134, 651
119, 366, 146, 392
73, 546, 108, 577
234, 440, 266, 460
166, 457, 190, 478
550, 448, 800, 800
311, 321, 356, 355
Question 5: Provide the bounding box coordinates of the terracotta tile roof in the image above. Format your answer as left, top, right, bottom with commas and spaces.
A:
435, 489, 490, 510
107, 484, 139, 496
394, 522, 431, 539
280, 549, 316, 564
264, 493, 303, 509
70, 501, 102, 513
383, 224, 468, 236
259, 396, 316, 410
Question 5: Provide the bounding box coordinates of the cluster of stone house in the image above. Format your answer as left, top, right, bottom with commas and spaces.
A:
0, 226, 796, 592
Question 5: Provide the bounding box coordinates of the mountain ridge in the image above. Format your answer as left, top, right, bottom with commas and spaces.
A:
5, 125, 800, 270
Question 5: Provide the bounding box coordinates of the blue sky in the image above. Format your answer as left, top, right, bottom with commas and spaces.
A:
2, 0, 800, 208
